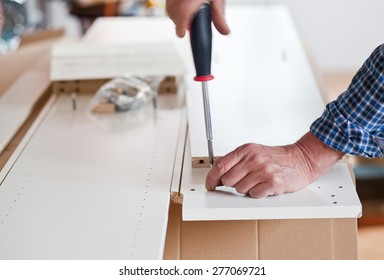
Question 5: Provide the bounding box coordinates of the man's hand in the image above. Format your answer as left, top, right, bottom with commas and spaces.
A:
166, 0, 230, 37
206, 132, 344, 198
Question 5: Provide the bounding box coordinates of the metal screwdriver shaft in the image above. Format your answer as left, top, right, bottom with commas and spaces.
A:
202, 81, 214, 165
190, 2, 215, 166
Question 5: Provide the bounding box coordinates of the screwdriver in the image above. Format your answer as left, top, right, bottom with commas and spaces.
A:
190, 2, 215, 167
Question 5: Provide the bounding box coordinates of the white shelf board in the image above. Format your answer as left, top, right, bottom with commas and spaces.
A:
182, 138, 362, 221
51, 17, 189, 81
0, 94, 182, 259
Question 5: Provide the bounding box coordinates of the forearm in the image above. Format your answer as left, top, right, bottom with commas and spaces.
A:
311, 44, 384, 158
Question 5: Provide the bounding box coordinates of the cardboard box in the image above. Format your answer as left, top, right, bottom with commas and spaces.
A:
163, 193, 358, 260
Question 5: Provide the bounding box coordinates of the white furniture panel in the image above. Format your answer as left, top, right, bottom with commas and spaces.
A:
51, 17, 189, 81
182, 138, 361, 221
0, 95, 182, 259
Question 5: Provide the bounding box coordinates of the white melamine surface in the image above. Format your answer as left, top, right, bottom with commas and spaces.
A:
51, 17, 189, 81
182, 5, 362, 221
184, 176, 362, 221
182, 144, 362, 221
186, 5, 326, 158
0, 95, 182, 259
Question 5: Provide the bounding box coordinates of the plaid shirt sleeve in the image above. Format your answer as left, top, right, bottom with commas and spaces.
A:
310, 44, 384, 158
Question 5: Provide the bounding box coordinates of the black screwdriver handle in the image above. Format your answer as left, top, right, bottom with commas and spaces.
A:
190, 2, 214, 82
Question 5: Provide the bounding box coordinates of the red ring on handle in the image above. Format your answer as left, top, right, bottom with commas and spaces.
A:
194, 75, 214, 82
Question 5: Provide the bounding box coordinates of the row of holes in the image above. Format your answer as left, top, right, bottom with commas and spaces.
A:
1, 129, 55, 226
130, 116, 162, 258
319, 185, 344, 205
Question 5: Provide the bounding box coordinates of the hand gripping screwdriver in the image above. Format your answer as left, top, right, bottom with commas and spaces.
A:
190, 2, 215, 166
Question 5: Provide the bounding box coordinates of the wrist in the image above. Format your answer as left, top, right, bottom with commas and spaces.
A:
290, 131, 345, 181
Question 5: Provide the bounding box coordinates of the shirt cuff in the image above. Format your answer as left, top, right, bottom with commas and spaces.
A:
310, 101, 383, 158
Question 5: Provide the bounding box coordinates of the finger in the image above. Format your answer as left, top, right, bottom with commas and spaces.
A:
176, 23, 187, 38
248, 182, 277, 199
233, 171, 262, 195
220, 157, 249, 187
211, 0, 230, 35
205, 146, 248, 190
235, 164, 282, 196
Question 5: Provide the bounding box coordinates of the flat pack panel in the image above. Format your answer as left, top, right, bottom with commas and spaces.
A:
50, 42, 186, 80
51, 17, 189, 81
186, 6, 326, 162
182, 136, 361, 221
0, 95, 182, 259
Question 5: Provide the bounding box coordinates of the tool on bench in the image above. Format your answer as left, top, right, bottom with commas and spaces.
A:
190, 2, 215, 166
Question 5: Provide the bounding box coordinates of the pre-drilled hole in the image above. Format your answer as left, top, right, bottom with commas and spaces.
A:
331, 195, 335, 197
199, 160, 205, 164
339, 186, 343, 189
190, 188, 195, 191
333, 201, 338, 204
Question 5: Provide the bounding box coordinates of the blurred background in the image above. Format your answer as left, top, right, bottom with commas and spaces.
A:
2, 0, 384, 70
0, 0, 168, 54
1, 0, 383, 258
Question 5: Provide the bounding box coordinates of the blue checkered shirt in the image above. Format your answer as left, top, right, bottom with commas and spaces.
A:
311, 44, 384, 158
